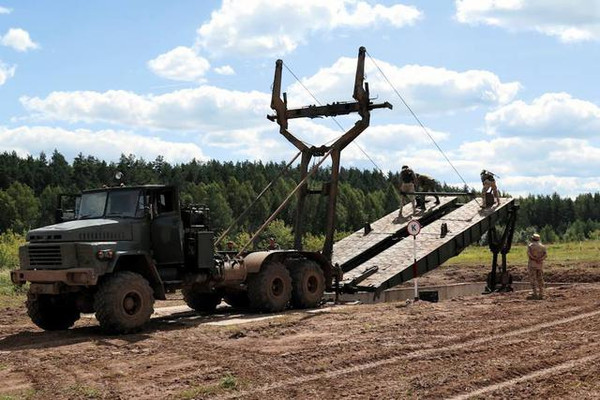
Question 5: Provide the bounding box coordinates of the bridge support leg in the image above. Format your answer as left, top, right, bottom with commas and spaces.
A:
484, 203, 519, 293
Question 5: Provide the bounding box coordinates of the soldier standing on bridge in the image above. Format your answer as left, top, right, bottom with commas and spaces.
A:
527, 233, 547, 300
398, 165, 417, 217
415, 173, 440, 211
480, 169, 500, 207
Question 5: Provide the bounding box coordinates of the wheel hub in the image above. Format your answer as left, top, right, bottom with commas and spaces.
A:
123, 292, 142, 315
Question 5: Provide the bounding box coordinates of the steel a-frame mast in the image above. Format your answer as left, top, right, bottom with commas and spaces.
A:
268, 46, 392, 261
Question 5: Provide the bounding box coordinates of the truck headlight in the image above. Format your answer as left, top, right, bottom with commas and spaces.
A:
96, 249, 114, 260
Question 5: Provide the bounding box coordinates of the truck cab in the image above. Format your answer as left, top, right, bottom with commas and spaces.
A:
12, 184, 217, 333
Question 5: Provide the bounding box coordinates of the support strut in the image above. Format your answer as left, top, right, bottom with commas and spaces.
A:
485, 203, 519, 293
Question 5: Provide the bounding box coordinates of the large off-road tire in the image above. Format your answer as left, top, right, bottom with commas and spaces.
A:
248, 262, 292, 312
26, 292, 80, 331
288, 260, 325, 309
223, 290, 250, 309
182, 285, 222, 313
94, 271, 154, 334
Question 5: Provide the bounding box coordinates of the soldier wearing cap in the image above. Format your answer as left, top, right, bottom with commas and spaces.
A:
527, 233, 547, 300
480, 169, 500, 207
398, 165, 417, 217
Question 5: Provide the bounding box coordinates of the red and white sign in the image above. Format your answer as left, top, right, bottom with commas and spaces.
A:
407, 220, 421, 236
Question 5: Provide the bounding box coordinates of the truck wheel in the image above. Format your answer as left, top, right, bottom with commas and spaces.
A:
26, 292, 80, 331
182, 285, 221, 313
223, 290, 250, 309
248, 262, 292, 312
94, 271, 154, 334
289, 260, 325, 309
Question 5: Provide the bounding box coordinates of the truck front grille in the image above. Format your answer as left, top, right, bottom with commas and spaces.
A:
29, 245, 62, 267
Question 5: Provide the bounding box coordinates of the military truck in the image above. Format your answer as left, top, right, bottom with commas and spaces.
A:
11, 184, 332, 333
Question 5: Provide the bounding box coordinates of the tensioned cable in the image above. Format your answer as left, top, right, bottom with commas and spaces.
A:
365, 50, 471, 191
284, 60, 399, 194
283, 61, 387, 170
283, 61, 347, 145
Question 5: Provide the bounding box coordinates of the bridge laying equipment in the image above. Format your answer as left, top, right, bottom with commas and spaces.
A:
334, 197, 519, 299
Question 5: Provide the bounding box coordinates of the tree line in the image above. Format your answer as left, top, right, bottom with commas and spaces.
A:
0, 150, 599, 245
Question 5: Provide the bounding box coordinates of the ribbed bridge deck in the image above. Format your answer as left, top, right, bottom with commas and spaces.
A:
333, 197, 516, 297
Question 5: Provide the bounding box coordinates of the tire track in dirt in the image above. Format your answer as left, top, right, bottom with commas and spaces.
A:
219, 307, 600, 399
446, 352, 600, 400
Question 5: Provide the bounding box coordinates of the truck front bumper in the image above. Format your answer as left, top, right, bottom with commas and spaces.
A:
11, 268, 98, 286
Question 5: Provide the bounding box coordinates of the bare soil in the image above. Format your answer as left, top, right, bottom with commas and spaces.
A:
1, 263, 600, 399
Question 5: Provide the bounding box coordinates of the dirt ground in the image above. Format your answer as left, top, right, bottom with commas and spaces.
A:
1, 263, 600, 400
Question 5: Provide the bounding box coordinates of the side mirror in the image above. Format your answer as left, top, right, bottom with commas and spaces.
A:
144, 205, 153, 220
55, 209, 64, 224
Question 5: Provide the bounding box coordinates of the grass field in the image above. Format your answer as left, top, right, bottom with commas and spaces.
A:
446, 240, 600, 266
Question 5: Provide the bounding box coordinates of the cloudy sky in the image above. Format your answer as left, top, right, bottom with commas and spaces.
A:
0, 0, 599, 196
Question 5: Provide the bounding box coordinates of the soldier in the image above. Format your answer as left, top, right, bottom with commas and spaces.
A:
267, 237, 279, 250
527, 233, 547, 300
480, 169, 500, 207
416, 173, 440, 210
398, 165, 417, 217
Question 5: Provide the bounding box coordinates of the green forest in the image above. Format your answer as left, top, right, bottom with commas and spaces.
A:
1, 150, 600, 249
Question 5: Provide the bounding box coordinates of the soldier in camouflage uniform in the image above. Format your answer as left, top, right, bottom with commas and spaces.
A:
398, 165, 417, 217
527, 233, 547, 300
480, 169, 500, 207
416, 173, 440, 210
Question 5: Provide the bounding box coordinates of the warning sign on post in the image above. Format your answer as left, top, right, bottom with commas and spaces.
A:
408, 220, 421, 236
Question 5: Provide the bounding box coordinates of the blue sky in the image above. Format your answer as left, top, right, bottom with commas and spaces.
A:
1, 0, 599, 197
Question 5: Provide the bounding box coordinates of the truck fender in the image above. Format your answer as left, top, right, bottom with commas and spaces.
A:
110, 253, 166, 300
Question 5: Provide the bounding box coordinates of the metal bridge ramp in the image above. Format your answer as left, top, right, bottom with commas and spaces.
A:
332, 196, 458, 273
342, 198, 516, 296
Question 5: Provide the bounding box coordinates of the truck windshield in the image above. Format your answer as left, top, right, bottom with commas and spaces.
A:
79, 190, 144, 219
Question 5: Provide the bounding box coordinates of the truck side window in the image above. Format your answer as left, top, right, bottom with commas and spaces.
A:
157, 190, 175, 214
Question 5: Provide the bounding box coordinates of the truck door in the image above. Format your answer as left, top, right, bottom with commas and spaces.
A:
150, 188, 185, 266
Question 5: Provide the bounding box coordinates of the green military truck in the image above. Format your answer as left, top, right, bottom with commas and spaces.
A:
11, 184, 333, 333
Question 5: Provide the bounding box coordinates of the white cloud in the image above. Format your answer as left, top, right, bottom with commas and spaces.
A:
195, 0, 422, 57
337, 134, 600, 196
286, 56, 521, 114
455, 0, 600, 42
20, 86, 271, 131
0, 60, 15, 85
1, 28, 39, 52
148, 46, 210, 82
0, 6, 12, 14
214, 65, 235, 75
0, 125, 207, 163
485, 93, 600, 136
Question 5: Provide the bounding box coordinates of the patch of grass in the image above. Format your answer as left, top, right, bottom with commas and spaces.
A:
177, 385, 218, 399
445, 240, 600, 267
176, 373, 240, 399
0, 388, 37, 400
66, 384, 102, 399
220, 373, 237, 390
0, 270, 26, 308
0, 231, 24, 270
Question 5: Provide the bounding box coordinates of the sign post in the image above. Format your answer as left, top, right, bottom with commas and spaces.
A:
407, 220, 421, 301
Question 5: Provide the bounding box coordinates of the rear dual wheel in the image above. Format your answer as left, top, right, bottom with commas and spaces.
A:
248, 262, 292, 312
288, 260, 325, 309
